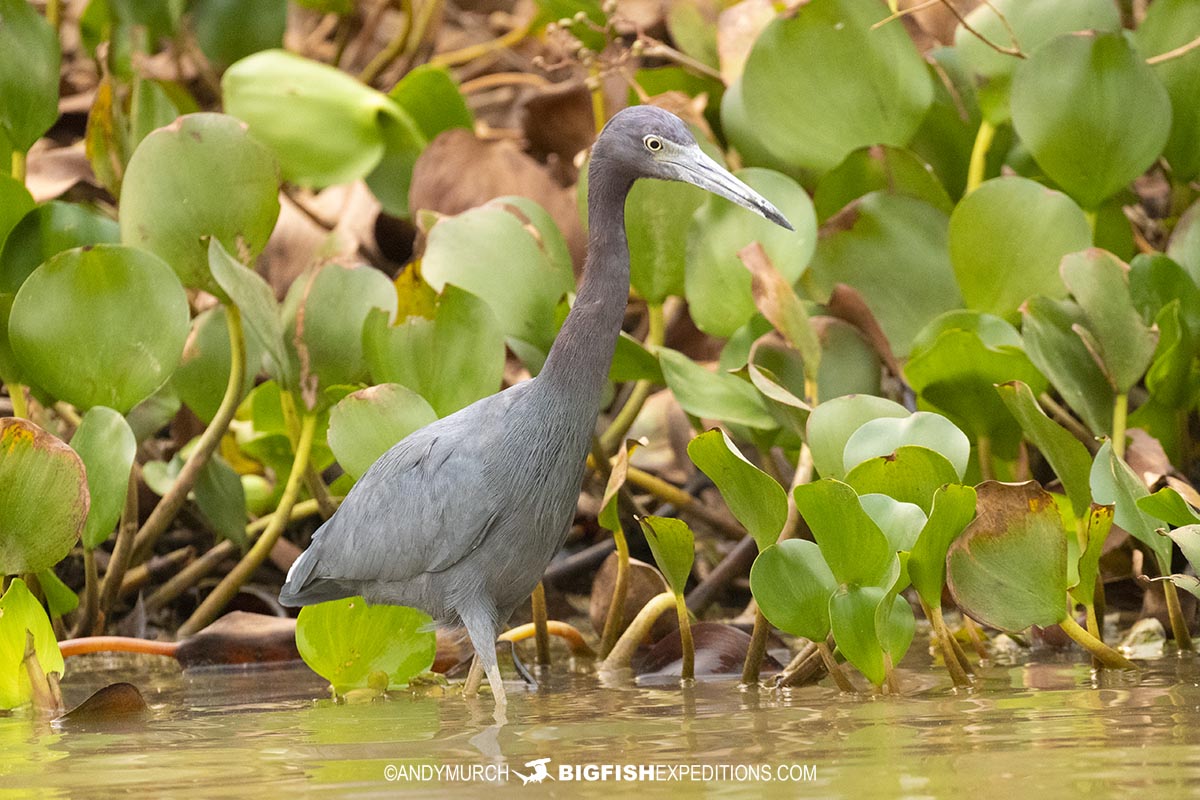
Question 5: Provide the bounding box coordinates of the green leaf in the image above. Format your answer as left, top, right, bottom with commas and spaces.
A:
1162, 573, 1200, 601
658, 348, 776, 430
363, 285, 505, 417
1129, 253, 1200, 335
10, 244, 190, 413
844, 445, 961, 515
806, 394, 909, 480
421, 198, 574, 360
37, 568, 79, 616
954, 0, 1120, 125
638, 516, 695, 596
908, 484, 977, 610
750, 540, 836, 642
223, 49, 420, 188
0, 579, 64, 709
296, 599, 436, 694
685, 168, 817, 337
0, 419, 88, 574
1163, 525, 1200, 575
172, 306, 264, 424
194, 455, 248, 549
192, 0, 286, 68
1090, 440, 1173, 574
1060, 249, 1158, 393
859, 494, 926, 553
687, 429, 787, 550
0, 0, 61, 152
793, 479, 894, 588
0, 173, 34, 255
843, 412, 970, 480
1070, 503, 1114, 608
387, 64, 473, 142
726, 0, 932, 174
1011, 31, 1171, 209
1136, 0, 1200, 179
806, 193, 962, 357
829, 585, 889, 686
813, 145, 952, 221
0, 201, 121, 295
283, 263, 398, 392
207, 238, 293, 389
1138, 487, 1200, 528
626, 179, 704, 305
120, 113, 280, 291
363, 104, 427, 217
948, 177, 1092, 316
946, 481, 1068, 631
70, 407, 136, 550
1021, 296, 1115, 435
327, 383, 437, 480
996, 380, 1093, 518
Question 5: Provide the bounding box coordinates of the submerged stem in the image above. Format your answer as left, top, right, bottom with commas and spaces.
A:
929, 603, 973, 686
675, 593, 694, 682
816, 640, 856, 693
1058, 615, 1138, 669
740, 606, 770, 685
1163, 579, 1195, 652
531, 581, 551, 667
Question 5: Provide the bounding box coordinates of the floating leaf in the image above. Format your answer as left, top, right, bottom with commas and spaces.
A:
658, 348, 776, 430
751, 540, 836, 642
327, 384, 437, 480
1011, 31, 1170, 209
907, 484, 977, 610
948, 177, 1091, 317
638, 516, 695, 596
0, 201, 121, 295
806, 394, 909, 481
946, 481, 1067, 631
70, 407, 136, 550
0, 579, 64, 710
793, 479, 894, 588
10, 245, 189, 413
296, 599, 436, 694
120, 113, 280, 291
0, 0, 61, 152
843, 412, 970, 480
0, 419, 88, 574
687, 428, 787, 550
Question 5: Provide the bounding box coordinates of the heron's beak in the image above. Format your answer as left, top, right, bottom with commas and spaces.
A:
674, 146, 794, 231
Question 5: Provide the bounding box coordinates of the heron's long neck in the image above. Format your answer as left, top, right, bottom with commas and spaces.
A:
539, 164, 632, 408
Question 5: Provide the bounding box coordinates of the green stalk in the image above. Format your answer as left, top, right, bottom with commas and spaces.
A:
928, 603, 973, 687
816, 640, 855, 693
1084, 209, 1098, 237
965, 119, 995, 195
177, 411, 317, 637
600, 591, 675, 672
1163, 579, 1195, 652
976, 435, 995, 482
675, 592, 694, 682
740, 606, 770, 685
8, 383, 28, 419
11, 150, 26, 183
1111, 393, 1129, 460
1059, 615, 1137, 669
99, 468, 139, 616
598, 528, 630, 658
131, 305, 247, 563
531, 581, 551, 668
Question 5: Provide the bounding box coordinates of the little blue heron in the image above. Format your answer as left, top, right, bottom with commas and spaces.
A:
279, 106, 792, 710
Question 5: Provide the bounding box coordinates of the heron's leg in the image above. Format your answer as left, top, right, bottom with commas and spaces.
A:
460, 606, 506, 708
463, 655, 483, 697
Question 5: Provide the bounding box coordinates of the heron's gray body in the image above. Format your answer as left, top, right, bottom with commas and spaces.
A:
279, 106, 791, 709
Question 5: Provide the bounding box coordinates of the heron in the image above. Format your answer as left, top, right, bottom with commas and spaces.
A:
279, 105, 792, 711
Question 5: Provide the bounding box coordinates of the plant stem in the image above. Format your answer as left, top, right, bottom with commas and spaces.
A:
675, 592, 694, 682
1111, 393, 1129, 460
598, 528, 630, 658
8, 383, 28, 419
74, 548, 101, 638
59, 636, 179, 659
11, 150, 26, 183
1163, 579, 1195, 652
966, 119, 995, 195
430, 19, 532, 68
99, 468, 139, 616
497, 620, 596, 658
740, 606, 770, 685
131, 305, 247, 563
598, 459, 743, 539
1058, 615, 1138, 669
816, 639, 856, 693
929, 603, 973, 686
775, 638, 822, 688
884, 652, 900, 694
530, 581, 551, 668
177, 411, 317, 637
600, 591, 675, 672
1039, 392, 1096, 449
1085, 602, 1101, 644
976, 435, 995, 481
963, 615, 989, 659
358, 0, 413, 85
1084, 209, 1098, 238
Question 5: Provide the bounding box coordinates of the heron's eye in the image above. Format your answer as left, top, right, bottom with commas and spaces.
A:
643, 135, 663, 153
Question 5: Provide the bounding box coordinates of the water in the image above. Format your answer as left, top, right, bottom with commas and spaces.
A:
2, 646, 1199, 798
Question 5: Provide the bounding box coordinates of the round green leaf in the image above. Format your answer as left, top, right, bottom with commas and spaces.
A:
363, 284, 505, 417
843, 412, 970, 480
10, 244, 190, 413
1011, 31, 1171, 210
1136, 0, 1200, 179
805, 394, 909, 480
627, 178, 704, 304
793, 478, 894, 588
807, 193, 962, 357
727, 0, 932, 174
638, 516, 696, 596
0, 173, 34, 255
0, 418, 89, 574
687, 428, 787, 550
327, 383, 437, 480
829, 585, 889, 686
948, 177, 1092, 317
70, 407, 136, 550
283, 263, 398, 391
844, 445, 961, 516
192, 0, 286, 69
0, 0, 61, 152
658, 348, 776, 430
750, 540, 836, 642
946, 480, 1068, 631
0, 579, 64, 709
0, 201, 121, 294
954, 0, 1120, 125
296, 598, 436, 694
813, 145, 952, 221
120, 113, 280, 290
387, 64, 472, 142
685, 168, 817, 337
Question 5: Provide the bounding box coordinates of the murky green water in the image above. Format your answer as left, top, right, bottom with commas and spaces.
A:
3, 645, 1199, 798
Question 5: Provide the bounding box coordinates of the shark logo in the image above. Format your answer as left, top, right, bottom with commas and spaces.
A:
512, 758, 554, 785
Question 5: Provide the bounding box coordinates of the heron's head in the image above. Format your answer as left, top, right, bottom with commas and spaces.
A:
595, 105, 793, 231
